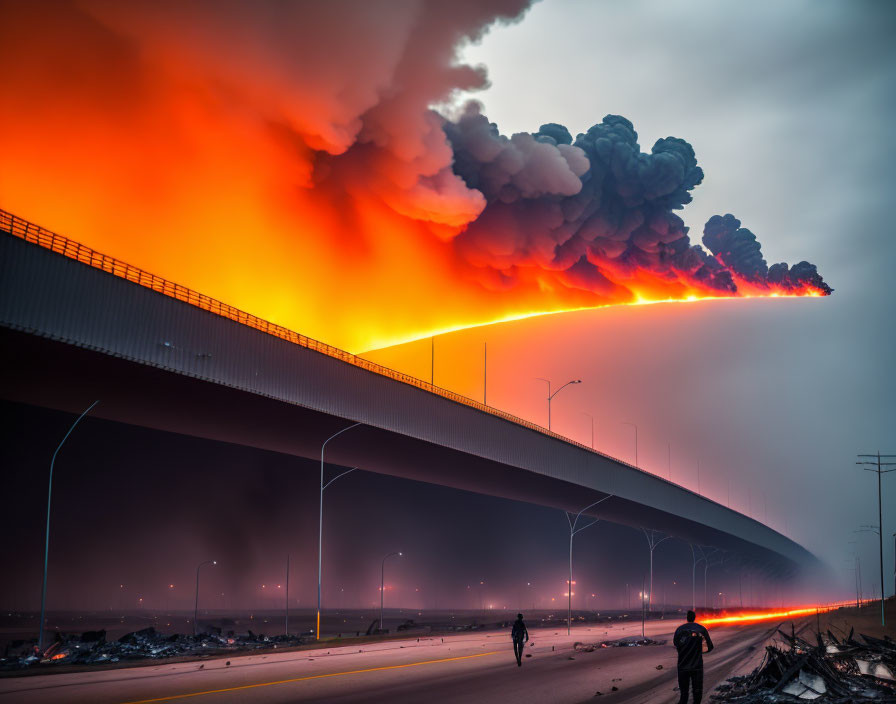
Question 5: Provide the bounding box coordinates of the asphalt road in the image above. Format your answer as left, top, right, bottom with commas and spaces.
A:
0, 618, 789, 704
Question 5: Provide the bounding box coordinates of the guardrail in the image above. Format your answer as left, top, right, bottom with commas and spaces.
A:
0, 206, 694, 495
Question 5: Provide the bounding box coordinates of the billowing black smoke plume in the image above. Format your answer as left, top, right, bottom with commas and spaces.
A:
703, 214, 832, 294
445, 104, 832, 297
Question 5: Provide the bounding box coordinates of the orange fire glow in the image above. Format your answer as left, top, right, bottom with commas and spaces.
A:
0, 3, 827, 353
701, 600, 863, 626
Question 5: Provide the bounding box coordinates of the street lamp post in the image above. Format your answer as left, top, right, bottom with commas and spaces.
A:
848, 540, 862, 607
641, 529, 671, 618
690, 545, 703, 611
702, 551, 724, 610
854, 525, 884, 625
622, 422, 638, 467
317, 423, 363, 640
564, 494, 614, 635
536, 378, 581, 431
668, 443, 672, 481
194, 560, 216, 636
38, 399, 99, 651
380, 552, 402, 632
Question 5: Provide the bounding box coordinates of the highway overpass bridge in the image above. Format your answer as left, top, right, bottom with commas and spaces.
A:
0, 208, 819, 579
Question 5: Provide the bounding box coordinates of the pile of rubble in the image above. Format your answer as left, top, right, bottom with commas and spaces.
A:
712, 627, 896, 702
1, 626, 308, 671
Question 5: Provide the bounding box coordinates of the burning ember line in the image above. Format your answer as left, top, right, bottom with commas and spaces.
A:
701, 600, 869, 626
378, 291, 823, 351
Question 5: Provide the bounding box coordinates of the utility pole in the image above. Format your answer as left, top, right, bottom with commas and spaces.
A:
285, 554, 290, 637
483, 342, 487, 405
583, 413, 595, 450
430, 337, 434, 385
856, 452, 895, 627
622, 422, 638, 467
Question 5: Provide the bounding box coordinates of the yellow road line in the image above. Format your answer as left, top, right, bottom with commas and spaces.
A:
121, 650, 500, 703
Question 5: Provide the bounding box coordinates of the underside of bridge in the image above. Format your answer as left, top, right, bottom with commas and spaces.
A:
0, 218, 821, 579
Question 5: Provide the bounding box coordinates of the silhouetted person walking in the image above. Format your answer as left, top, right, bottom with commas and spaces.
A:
511, 613, 528, 666
673, 610, 713, 703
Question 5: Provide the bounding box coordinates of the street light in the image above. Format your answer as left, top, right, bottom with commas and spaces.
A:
317, 422, 363, 640
38, 399, 99, 651
621, 422, 638, 467
380, 552, 402, 632
536, 378, 581, 431
703, 551, 725, 609
194, 560, 216, 636
564, 494, 613, 635
641, 529, 671, 618
690, 545, 705, 611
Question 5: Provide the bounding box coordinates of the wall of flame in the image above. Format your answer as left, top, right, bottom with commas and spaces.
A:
0, 1, 824, 353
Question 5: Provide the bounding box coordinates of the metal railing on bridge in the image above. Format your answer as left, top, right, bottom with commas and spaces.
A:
0, 206, 661, 484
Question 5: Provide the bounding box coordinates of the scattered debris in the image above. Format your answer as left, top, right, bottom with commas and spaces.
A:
0, 626, 307, 671
575, 637, 663, 653
612, 636, 664, 647
711, 627, 896, 702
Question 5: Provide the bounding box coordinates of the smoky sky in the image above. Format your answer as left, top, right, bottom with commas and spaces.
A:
445, 106, 831, 296
450, 0, 896, 598
2, 0, 895, 617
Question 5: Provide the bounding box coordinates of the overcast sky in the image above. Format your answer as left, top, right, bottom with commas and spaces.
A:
442, 0, 896, 591
458, 0, 896, 283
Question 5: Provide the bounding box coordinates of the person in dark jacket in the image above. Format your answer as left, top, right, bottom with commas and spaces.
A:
673, 610, 714, 703
511, 613, 529, 666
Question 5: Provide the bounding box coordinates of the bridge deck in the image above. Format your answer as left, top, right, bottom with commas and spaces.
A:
0, 209, 818, 575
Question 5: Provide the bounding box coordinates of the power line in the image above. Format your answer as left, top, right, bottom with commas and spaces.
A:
856, 452, 896, 627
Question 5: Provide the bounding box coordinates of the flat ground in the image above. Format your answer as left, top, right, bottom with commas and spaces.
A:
0, 616, 799, 704
813, 598, 896, 641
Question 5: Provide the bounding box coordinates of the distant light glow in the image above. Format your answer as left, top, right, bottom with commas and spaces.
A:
702, 600, 864, 625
